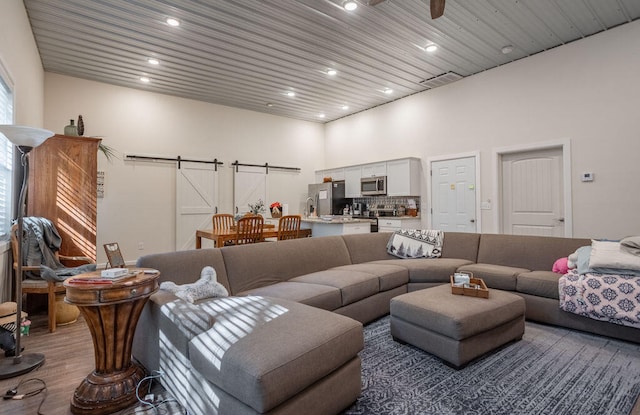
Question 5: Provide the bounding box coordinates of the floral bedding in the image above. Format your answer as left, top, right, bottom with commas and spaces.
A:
559, 269, 640, 328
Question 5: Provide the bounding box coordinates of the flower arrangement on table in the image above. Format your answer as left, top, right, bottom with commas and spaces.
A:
248, 199, 266, 215
270, 202, 282, 218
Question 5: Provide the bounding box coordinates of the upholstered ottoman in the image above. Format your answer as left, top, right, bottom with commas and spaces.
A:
390, 284, 525, 368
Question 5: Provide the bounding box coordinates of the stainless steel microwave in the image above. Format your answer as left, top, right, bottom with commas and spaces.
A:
361, 176, 387, 196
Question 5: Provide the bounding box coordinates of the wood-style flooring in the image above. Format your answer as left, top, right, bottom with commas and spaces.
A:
0, 313, 173, 415
1, 311, 638, 415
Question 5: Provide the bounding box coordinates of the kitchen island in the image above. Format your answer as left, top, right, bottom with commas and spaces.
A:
301, 216, 372, 237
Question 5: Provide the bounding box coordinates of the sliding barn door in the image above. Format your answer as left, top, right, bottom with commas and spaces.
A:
234, 166, 266, 216
176, 161, 219, 250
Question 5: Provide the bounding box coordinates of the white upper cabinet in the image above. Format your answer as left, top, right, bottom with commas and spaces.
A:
361, 162, 387, 177
315, 168, 345, 183
386, 158, 421, 196
318, 158, 421, 197
325, 168, 345, 181
344, 166, 362, 197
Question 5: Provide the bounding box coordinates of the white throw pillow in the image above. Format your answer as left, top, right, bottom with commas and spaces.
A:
589, 240, 640, 271
621, 236, 640, 256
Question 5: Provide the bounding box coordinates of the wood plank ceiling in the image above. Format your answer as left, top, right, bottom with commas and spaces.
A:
23, 0, 640, 123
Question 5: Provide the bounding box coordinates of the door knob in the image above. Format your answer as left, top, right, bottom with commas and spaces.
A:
556, 218, 565, 222
470, 219, 475, 223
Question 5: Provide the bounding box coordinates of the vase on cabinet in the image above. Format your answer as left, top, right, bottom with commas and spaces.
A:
64, 119, 78, 136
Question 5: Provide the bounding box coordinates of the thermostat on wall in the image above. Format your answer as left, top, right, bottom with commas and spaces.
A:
581, 172, 594, 182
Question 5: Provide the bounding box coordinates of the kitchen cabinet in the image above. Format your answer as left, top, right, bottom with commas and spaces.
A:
378, 218, 422, 232
315, 168, 345, 183
301, 218, 371, 237
361, 162, 386, 178
325, 168, 345, 181
344, 166, 362, 198
386, 158, 421, 196
341, 223, 371, 235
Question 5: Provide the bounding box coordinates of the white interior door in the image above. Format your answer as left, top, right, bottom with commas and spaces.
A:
431, 157, 477, 232
234, 166, 266, 215
176, 161, 218, 250
501, 148, 564, 236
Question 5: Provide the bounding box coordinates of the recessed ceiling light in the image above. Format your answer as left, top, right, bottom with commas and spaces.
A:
266, 103, 274, 107
319, 113, 326, 119
166, 17, 180, 27
342, 105, 349, 110
147, 58, 159, 65
287, 91, 296, 97
343, 1, 358, 11
140, 76, 150, 83
327, 69, 337, 76
501, 45, 514, 54
384, 88, 393, 94
425, 44, 438, 53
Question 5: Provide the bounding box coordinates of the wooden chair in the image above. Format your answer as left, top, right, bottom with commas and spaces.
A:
10, 223, 93, 333
213, 213, 236, 246
277, 215, 301, 240
212, 213, 235, 232
234, 215, 264, 245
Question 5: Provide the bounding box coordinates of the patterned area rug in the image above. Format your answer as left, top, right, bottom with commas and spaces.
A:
344, 316, 640, 415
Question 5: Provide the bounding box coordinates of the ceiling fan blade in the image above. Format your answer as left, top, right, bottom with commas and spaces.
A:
368, 0, 386, 5
430, 0, 445, 19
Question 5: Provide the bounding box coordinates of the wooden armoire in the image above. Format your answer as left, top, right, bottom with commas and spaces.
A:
27, 134, 101, 263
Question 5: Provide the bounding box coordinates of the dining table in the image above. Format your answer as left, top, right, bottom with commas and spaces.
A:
195, 226, 312, 248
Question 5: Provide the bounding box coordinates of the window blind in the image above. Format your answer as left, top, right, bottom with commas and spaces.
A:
0, 75, 14, 237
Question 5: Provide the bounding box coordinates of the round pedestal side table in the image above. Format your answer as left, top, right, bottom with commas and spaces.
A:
64, 270, 159, 415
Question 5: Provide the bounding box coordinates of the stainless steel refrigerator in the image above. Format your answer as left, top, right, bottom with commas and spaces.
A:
308, 181, 347, 216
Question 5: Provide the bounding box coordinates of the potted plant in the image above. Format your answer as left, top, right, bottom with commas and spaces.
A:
248, 199, 265, 215
270, 202, 282, 218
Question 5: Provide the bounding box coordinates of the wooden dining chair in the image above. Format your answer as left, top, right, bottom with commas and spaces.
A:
213, 213, 236, 246
212, 213, 235, 232
234, 215, 264, 245
277, 215, 301, 240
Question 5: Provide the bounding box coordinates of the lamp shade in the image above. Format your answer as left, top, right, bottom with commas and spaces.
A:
0, 125, 54, 148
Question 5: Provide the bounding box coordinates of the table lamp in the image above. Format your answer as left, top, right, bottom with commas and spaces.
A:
0, 125, 53, 379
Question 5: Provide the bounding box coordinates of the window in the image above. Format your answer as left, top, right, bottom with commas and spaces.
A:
0, 66, 14, 238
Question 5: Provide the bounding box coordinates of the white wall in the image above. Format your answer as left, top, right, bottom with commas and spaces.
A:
0, 2, 46, 301
0, 1, 45, 127
325, 20, 640, 240
43, 74, 324, 263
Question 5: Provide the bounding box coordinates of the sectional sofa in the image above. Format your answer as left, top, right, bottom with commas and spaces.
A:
132, 231, 639, 414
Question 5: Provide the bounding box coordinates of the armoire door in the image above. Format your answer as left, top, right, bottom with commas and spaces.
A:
27, 134, 100, 262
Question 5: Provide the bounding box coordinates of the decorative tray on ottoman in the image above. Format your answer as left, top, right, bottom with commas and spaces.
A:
450, 274, 489, 298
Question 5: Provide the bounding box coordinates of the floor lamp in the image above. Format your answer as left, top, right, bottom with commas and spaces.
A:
0, 125, 53, 379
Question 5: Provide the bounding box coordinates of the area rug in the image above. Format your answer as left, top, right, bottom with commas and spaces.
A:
343, 316, 640, 415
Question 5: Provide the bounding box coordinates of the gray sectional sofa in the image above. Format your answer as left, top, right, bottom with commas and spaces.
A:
132, 231, 640, 415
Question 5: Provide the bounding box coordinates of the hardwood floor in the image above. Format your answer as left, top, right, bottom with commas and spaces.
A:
1, 312, 639, 415
0, 313, 175, 415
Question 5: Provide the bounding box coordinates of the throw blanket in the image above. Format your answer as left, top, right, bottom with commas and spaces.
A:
21, 217, 96, 281
559, 269, 640, 328
386, 229, 443, 259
